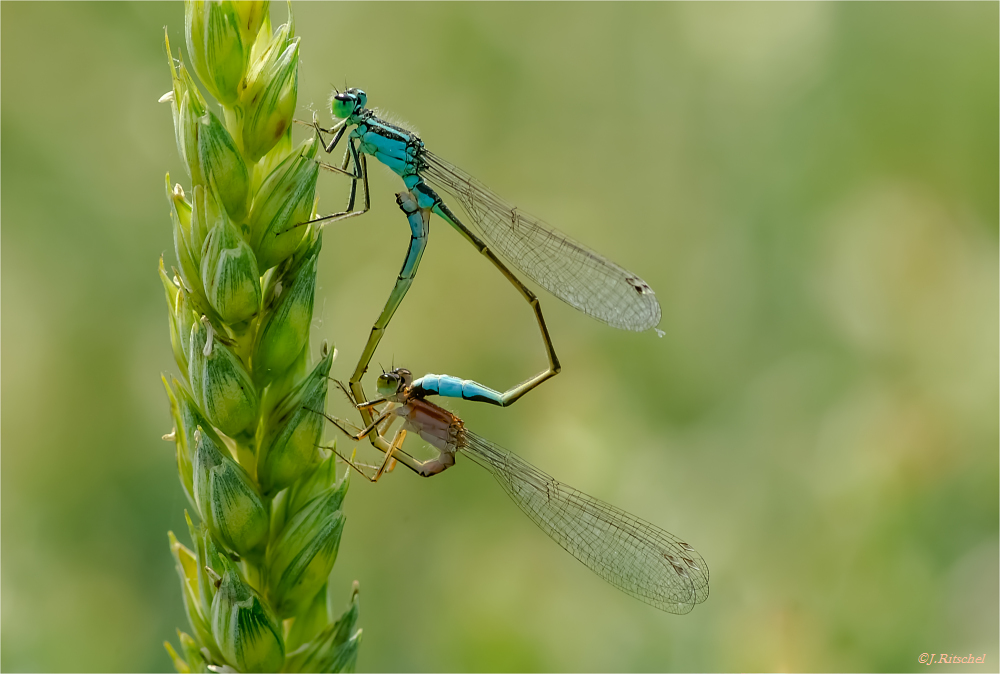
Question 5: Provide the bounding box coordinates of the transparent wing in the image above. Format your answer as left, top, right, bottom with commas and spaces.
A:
459, 430, 708, 613
421, 151, 661, 332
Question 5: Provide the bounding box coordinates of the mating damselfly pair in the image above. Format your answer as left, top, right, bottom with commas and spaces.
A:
305, 88, 709, 614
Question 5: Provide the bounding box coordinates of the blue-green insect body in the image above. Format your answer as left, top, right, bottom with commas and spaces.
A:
412, 374, 503, 406
324, 87, 661, 333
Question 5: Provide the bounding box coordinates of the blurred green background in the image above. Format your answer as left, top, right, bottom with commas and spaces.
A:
2, 2, 997, 671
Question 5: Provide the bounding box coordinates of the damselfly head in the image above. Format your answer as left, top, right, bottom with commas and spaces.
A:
330, 87, 367, 119
375, 367, 412, 399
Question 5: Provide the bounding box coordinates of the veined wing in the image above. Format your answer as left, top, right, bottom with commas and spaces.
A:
421, 151, 661, 332
458, 430, 709, 613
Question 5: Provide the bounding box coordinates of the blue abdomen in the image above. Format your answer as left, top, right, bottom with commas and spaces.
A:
413, 374, 503, 406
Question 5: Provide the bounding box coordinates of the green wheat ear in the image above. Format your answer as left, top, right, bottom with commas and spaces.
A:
159, 2, 361, 671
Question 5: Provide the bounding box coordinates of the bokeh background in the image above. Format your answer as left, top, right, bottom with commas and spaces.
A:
2, 2, 997, 672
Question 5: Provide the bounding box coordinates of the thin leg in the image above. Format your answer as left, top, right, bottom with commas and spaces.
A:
297, 147, 370, 230
324, 392, 400, 478
289, 118, 366, 231
346, 140, 368, 212
319, 399, 450, 479
330, 377, 386, 412
324, 426, 406, 483
313, 406, 395, 444
312, 117, 347, 154
315, 381, 454, 478
323, 444, 383, 482
315, 379, 401, 457
335, 378, 397, 445
293, 115, 346, 138
315, 131, 364, 210
324, 431, 450, 480
373, 429, 404, 479
290, 118, 355, 177
315, 160, 357, 180
310, 114, 354, 179
349, 192, 431, 444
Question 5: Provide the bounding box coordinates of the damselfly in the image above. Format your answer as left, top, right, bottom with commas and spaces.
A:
318, 367, 707, 614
